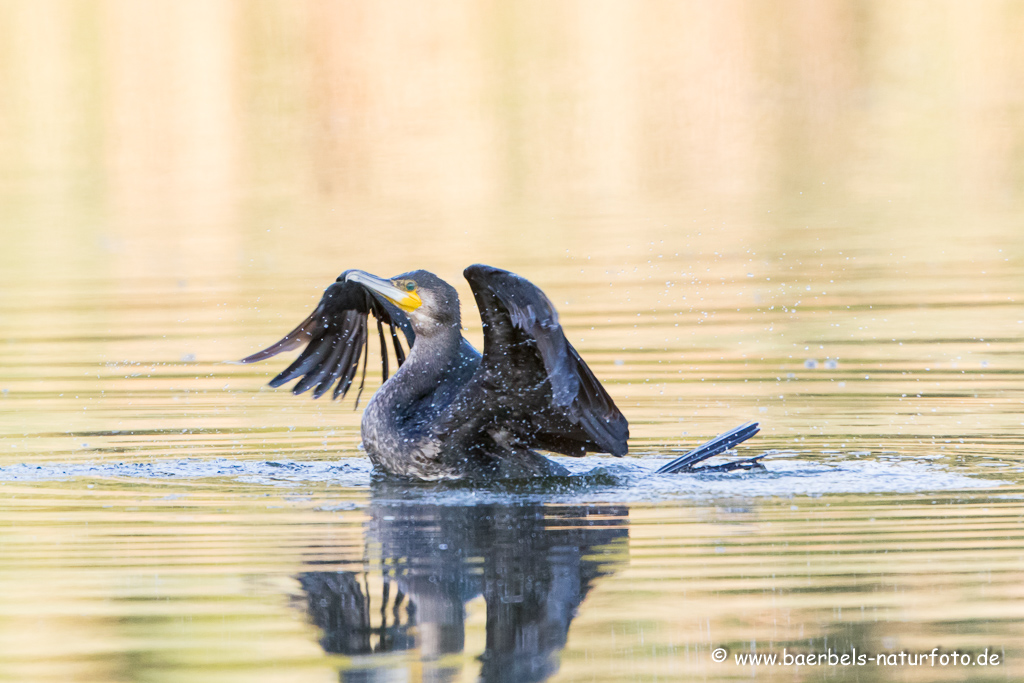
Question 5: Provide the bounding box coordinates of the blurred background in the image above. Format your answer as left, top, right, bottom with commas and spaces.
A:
3, 3, 1024, 682
2, 0, 1022, 271
2, 0, 1023, 455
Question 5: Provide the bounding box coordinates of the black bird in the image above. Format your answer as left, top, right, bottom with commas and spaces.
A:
241, 264, 762, 479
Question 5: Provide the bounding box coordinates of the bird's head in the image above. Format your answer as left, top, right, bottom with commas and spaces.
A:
343, 269, 461, 333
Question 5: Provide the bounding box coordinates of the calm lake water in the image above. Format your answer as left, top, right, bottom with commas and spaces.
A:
2, 2, 1024, 681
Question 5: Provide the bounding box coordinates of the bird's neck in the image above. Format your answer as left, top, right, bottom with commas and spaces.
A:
360, 320, 481, 471
388, 322, 466, 406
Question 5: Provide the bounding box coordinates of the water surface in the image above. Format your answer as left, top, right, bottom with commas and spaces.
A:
2, 2, 1024, 681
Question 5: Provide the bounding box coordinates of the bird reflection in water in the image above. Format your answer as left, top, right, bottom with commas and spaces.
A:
297, 488, 628, 682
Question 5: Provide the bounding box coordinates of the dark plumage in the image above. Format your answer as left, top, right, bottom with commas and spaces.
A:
241, 264, 629, 479
241, 264, 764, 479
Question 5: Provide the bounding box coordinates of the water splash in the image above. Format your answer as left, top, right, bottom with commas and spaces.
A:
0, 452, 1000, 504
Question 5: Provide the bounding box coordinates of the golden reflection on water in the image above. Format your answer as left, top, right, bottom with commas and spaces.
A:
2, 1, 1024, 681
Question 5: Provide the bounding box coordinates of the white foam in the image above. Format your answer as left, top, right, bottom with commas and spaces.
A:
0, 452, 1001, 503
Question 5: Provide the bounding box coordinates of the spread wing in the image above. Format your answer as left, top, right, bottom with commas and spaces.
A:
440, 264, 628, 457
239, 274, 414, 404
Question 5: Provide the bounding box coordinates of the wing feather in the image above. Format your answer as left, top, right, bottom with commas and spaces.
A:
311, 340, 347, 399
456, 264, 628, 457
376, 319, 389, 382
269, 335, 333, 389
240, 277, 413, 403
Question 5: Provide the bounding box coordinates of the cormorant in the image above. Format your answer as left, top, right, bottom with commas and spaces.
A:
241, 264, 762, 479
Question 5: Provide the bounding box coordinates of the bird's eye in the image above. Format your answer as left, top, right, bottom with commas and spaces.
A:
404, 282, 416, 292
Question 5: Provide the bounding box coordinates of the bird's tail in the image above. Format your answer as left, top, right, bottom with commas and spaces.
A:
656, 421, 764, 474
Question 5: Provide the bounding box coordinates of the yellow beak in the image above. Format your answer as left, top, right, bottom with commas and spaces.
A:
345, 270, 422, 312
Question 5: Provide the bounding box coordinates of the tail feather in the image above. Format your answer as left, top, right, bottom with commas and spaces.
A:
656, 421, 761, 474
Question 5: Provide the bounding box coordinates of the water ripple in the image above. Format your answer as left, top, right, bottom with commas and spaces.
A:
0, 453, 999, 502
